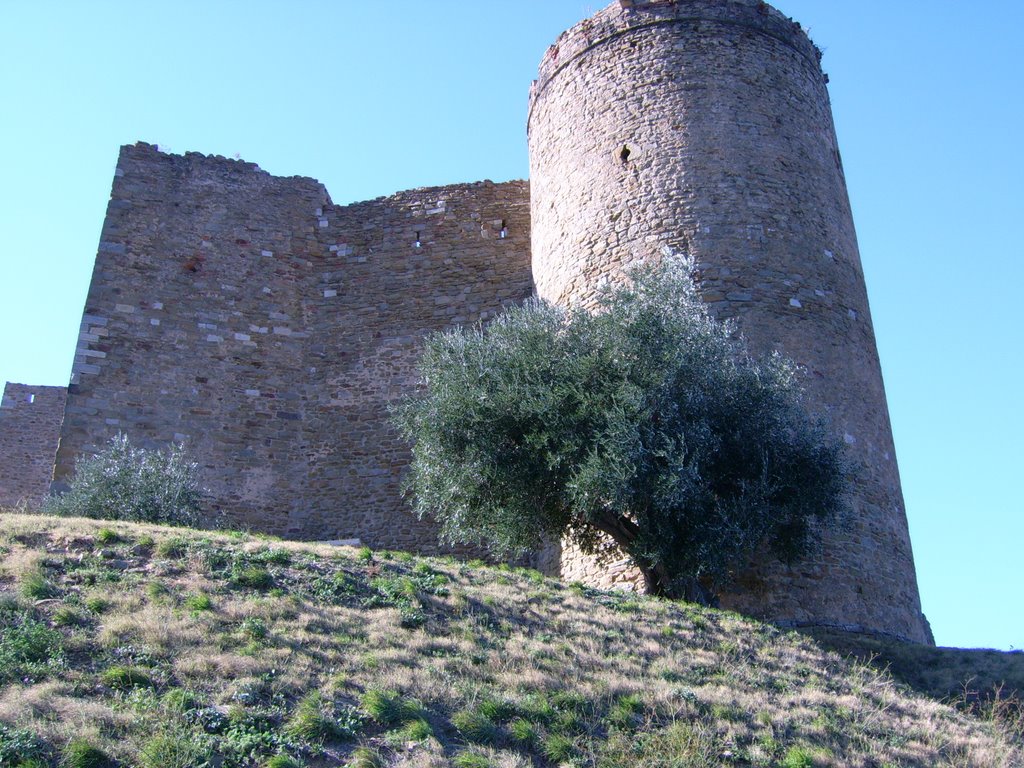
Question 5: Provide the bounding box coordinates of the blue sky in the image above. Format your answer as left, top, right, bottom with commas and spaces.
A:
1, 1, 1021, 650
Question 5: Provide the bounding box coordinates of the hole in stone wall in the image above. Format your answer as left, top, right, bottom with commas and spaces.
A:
414, 231, 421, 248
500, 220, 507, 239
28, 394, 35, 404
619, 145, 631, 162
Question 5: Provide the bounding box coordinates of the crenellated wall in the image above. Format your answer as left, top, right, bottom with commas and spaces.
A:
0, 383, 67, 508
52, 142, 532, 547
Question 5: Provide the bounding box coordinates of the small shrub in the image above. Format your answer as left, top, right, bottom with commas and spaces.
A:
137, 534, 155, 548
451, 707, 497, 745
598, 721, 720, 767
356, 546, 373, 563
101, 664, 154, 690
45, 433, 204, 526
53, 604, 86, 627
60, 738, 109, 768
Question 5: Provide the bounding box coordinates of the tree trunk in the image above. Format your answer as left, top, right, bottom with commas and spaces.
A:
592, 511, 716, 606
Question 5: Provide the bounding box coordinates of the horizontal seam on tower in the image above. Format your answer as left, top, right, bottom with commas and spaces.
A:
527, 16, 820, 129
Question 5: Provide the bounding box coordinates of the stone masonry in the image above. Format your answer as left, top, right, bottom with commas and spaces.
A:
50, 143, 532, 550
0, 383, 67, 507
2, 0, 930, 642
528, 0, 929, 643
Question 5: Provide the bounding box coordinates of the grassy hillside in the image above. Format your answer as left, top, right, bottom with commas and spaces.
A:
0, 512, 1019, 768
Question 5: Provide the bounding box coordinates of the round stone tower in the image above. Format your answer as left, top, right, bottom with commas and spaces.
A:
528, 0, 931, 643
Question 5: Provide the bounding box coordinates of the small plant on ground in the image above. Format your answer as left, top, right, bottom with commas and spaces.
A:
21, 567, 59, 600
451, 707, 498, 745
399, 717, 433, 741
232, 566, 274, 590
60, 738, 109, 768
360, 688, 424, 728
782, 745, 816, 768
185, 592, 213, 611
264, 755, 303, 768
347, 745, 384, 768
101, 664, 154, 690
285, 692, 364, 742
138, 728, 211, 768
96, 528, 120, 544
0, 604, 63, 682
0, 722, 45, 765
452, 753, 493, 768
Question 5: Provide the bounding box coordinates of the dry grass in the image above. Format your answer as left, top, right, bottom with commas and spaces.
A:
0, 510, 1020, 767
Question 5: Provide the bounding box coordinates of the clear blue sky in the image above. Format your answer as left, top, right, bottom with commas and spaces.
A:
1, 1, 1020, 650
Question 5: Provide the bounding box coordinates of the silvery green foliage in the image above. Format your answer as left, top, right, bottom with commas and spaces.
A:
45, 434, 204, 527
394, 258, 847, 598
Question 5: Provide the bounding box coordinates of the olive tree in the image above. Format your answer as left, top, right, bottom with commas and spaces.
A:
45, 433, 204, 527
394, 258, 847, 601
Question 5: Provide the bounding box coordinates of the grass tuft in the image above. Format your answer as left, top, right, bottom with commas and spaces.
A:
60, 738, 109, 768
100, 664, 154, 690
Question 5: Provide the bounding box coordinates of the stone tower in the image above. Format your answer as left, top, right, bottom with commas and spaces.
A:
528, 0, 931, 643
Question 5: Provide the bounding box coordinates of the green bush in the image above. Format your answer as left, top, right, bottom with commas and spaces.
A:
45, 433, 204, 527
395, 258, 847, 600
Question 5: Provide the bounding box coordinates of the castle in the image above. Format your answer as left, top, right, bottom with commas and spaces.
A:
0, 0, 932, 644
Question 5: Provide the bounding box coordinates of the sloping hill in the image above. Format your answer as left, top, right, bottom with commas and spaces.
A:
0, 512, 1019, 767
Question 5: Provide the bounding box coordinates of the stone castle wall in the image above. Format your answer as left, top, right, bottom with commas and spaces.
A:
0, 383, 67, 507
1, 0, 929, 642
52, 142, 532, 547
527, 0, 929, 643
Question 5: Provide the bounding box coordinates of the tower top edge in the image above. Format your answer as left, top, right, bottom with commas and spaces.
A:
528, 0, 823, 117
